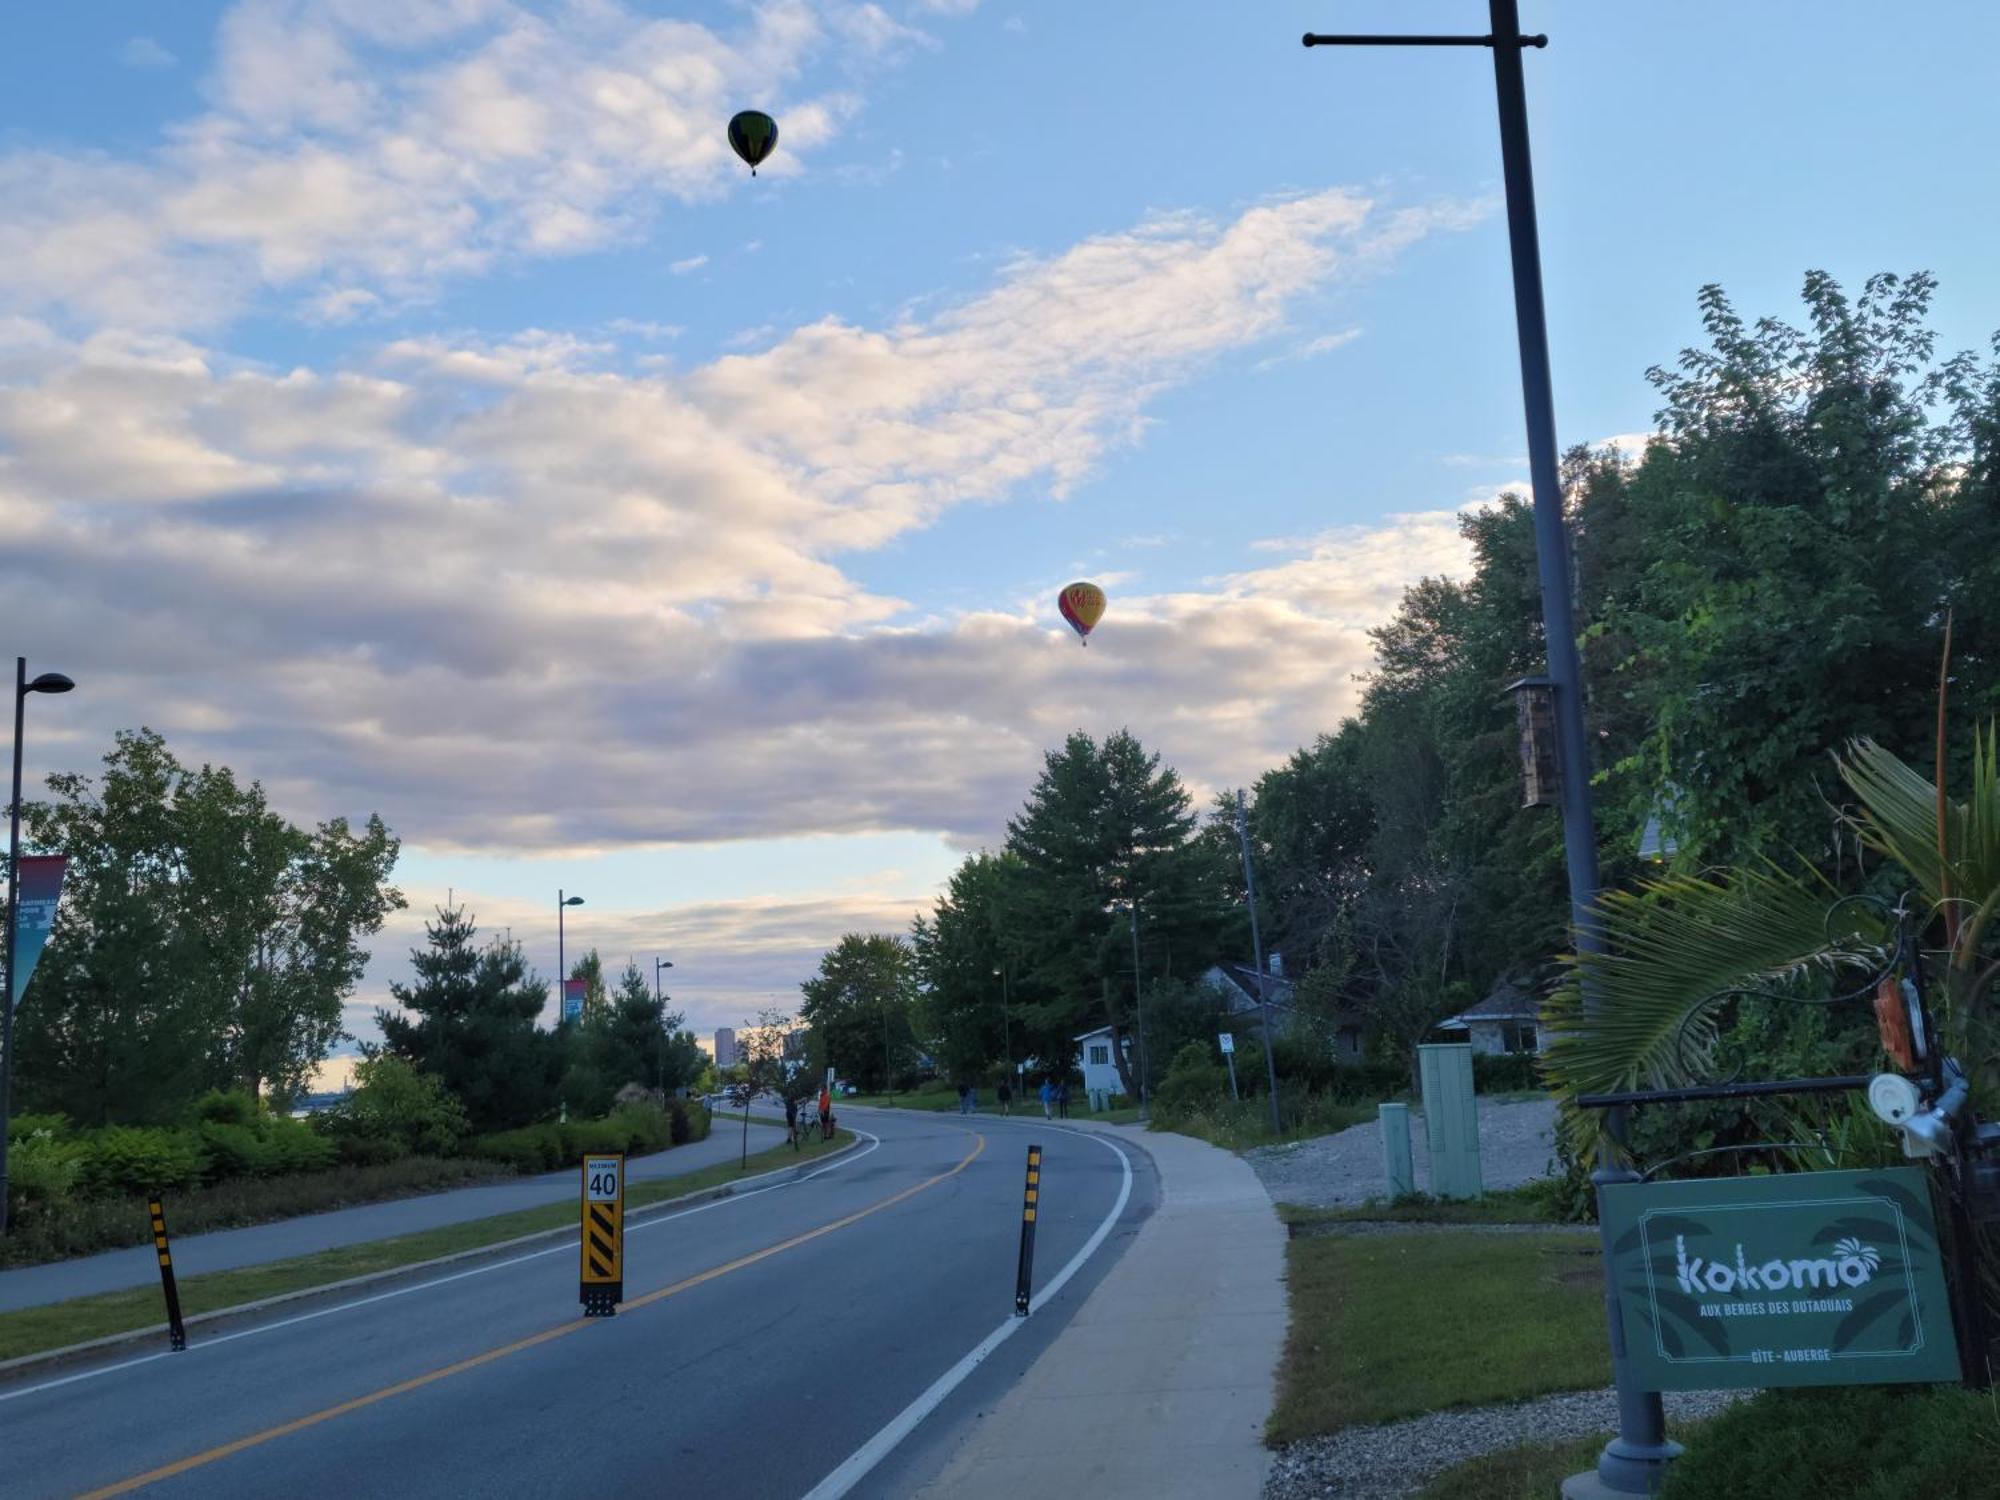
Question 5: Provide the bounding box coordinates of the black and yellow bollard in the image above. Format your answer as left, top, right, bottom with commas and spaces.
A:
148, 1197, 187, 1352
579, 1152, 625, 1317
1014, 1144, 1041, 1317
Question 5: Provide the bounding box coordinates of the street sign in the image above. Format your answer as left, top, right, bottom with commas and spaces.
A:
1600, 1166, 1960, 1389
579, 1152, 625, 1316
1218, 1032, 1235, 1055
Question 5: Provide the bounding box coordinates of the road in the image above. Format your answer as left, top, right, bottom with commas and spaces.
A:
0, 1119, 788, 1313
0, 1110, 1149, 1499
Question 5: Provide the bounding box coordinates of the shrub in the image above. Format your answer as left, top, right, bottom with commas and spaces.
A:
76, 1126, 207, 1197
8, 1112, 70, 1142
1660, 1386, 1994, 1499
1472, 1052, 1543, 1094
315, 1056, 470, 1165
263, 1116, 337, 1176
1155, 1041, 1230, 1115
195, 1121, 273, 1181
191, 1089, 261, 1128
669, 1099, 692, 1146
8, 1130, 83, 1204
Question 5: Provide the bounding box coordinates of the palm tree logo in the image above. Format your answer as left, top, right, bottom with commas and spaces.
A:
1834, 1237, 1881, 1280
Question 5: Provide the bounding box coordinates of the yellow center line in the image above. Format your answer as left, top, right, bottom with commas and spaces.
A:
77, 1132, 986, 1500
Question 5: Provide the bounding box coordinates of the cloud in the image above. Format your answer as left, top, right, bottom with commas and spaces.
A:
668, 254, 709, 275
0, 0, 902, 329
120, 37, 179, 70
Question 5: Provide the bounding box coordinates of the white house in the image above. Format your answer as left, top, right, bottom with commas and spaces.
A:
1074, 1026, 1130, 1100
1199, 956, 1365, 1061
1435, 969, 1549, 1055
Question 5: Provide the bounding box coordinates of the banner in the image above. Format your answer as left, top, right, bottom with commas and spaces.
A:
1601, 1166, 1960, 1390
9, 855, 67, 1013
562, 978, 587, 1024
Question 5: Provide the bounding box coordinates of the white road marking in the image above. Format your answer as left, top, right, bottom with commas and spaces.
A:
796, 1126, 1136, 1500
0, 1130, 882, 1406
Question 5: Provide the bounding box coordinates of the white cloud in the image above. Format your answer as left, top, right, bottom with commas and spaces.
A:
120, 37, 179, 70
669, 254, 709, 276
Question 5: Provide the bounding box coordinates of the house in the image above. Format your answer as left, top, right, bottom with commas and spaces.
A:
1435, 968, 1551, 1055
1199, 956, 1365, 1061
1075, 1026, 1131, 1100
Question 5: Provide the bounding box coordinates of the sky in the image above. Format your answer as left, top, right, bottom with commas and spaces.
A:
4, 1, 1999, 1068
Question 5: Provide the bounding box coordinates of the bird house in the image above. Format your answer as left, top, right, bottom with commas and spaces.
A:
1506, 676, 1559, 808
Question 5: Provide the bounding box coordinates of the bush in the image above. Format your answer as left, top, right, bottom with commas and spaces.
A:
195, 1121, 273, 1180
1660, 1386, 1995, 1499
263, 1116, 337, 1176
1155, 1041, 1230, 1114
669, 1099, 692, 1146
76, 1126, 207, 1196
9, 1112, 70, 1142
8, 1130, 83, 1204
191, 1089, 261, 1128
1473, 1052, 1543, 1094
315, 1056, 470, 1165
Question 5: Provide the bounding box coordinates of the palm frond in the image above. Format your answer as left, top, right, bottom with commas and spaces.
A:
1837, 737, 1952, 902
1542, 862, 1885, 1159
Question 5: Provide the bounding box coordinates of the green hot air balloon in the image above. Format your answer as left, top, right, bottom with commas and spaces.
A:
728, 110, 779, 176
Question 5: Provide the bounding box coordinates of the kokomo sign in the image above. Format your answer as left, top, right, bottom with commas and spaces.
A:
1600, 1167, 1960, 1389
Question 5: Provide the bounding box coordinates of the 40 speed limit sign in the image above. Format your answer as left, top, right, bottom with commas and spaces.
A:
580, 1153, 625, 1316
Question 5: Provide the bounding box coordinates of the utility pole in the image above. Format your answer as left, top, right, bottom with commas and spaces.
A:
1304, 8, 1673, 1495
1127, 902, 1149, 1121
1235, 790, 1283, 1134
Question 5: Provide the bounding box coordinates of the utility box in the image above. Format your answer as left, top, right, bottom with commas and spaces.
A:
1417, 1043, 1483, 1200
1379, 1102, 1415, 1199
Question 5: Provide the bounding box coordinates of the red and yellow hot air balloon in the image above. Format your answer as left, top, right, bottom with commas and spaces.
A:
1058, 581, 1106, 646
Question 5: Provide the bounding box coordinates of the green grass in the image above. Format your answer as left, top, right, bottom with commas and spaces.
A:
1268, 1229, 1610, 1444
1155, 1095, 1375, 1152
1278, 1183, 1564, 1230
1414, 1433, 1611, 1499
0, 1128, 854, 1362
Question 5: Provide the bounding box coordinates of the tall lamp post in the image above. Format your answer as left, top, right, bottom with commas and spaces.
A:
1235, 790, 1284, 1135
654, 957, 674, 1091
557, 891, 584, 1026
1125, 902, 1150, 1122
1303, 8, 1672, 1496
991, 963, 1013, 1088
1, 659, 75, 1235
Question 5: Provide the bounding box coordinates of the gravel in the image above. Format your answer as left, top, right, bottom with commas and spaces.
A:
1263, 1387, 1748, 1500
1246, 1096, 1560, 1208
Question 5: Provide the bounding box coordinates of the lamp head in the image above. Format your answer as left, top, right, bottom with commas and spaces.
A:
562, 896, 585, 907
25, 672, 73, 695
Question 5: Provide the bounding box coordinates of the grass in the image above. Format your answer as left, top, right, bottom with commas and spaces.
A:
1267, 1228, 1610, 1444
1277, 1182, 1565, 1231
1413, 1433, 1611, 1499
1155, 1095, 1375, 1153
0, 1127, 854, 1363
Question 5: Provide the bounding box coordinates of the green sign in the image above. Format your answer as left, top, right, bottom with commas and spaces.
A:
1601, 1167, 1960, 1390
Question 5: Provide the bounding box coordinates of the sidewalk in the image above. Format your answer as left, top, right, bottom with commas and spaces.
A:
913, 1119, 1285, 1498
0, 1119, 785, 1313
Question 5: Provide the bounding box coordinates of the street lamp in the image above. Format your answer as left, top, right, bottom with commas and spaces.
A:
1303, 8, 1673, 1496
991, 963, 1013, 1089
653, 958, 674, 1091
1234, 790, 1283, 1135
1, 659, 74, 1235
1124, 901, 1150, 1123
557, 891, 584, 1026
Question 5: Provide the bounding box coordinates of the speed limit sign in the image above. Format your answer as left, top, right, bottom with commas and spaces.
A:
586, 1158, 622, 1202
580, 1152, 625, 1315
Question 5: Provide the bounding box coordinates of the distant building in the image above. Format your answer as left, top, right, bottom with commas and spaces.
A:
713, 1027, 739, 1066
1075, 1026, 1130, 1100
1435, 968, 1550, 1055
1199, 956, 1365, 1062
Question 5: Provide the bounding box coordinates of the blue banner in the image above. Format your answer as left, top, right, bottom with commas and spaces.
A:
10, 855, 67, 1013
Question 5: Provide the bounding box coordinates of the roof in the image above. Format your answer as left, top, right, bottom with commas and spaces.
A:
1436, 967, 1554, 1029
1074, 1025, 1121, 1043
1206, 962, 1294, 1006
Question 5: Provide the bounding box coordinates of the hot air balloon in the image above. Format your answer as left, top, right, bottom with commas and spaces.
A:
1058, 581, 1106, 646
728, 110, 779, 176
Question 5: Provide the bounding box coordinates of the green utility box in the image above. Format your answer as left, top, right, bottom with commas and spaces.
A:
1379, 1102, 1415, 1198
1417, 1043, 1483, 1200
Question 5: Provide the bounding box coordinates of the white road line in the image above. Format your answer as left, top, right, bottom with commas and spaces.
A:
0, 1130, 882, 1406
797, 1127, 1136, 1500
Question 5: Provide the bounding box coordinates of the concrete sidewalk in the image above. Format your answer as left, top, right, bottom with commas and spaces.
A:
0, 1119, 784, 1313
912, 1120, 1285, 1498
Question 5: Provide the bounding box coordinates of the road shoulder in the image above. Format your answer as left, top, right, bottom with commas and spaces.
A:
908, 1119, 1284, 1499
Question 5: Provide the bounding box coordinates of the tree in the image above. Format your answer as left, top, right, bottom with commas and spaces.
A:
15, 729, 403, 1123
728, 1006, 794, 1166
911, 852, 1026, 1085
374, 907, 558, 1133
1002, 729, 1234, 1099
801, 934, 919, 1093
566, 949, 608, 1025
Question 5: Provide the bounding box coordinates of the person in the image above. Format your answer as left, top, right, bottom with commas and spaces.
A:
818, 1083, 834, 1140
784, 1091, 803, 1150
957, 1081, 973, 1115
997, 1079, 1012, 1116
1056, 1080, 1070, 1119
1039, 1076, 1053, 1120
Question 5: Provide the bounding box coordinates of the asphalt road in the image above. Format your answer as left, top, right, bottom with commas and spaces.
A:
0, 1120, 788, 1313
0, 1110, 1149, 1499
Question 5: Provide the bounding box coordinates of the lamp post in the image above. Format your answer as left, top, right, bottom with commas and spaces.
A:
1, 659, 75, 1236
1235, 790, 1283, 1135
557, 891, 584, 1026
992, 963, 1013, 1087
1303, 8, 1673, 1495
654, 957, 674, 1091
1126, 902, 1150, 1122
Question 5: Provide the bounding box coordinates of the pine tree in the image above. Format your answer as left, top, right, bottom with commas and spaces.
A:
375, 906, 558, 1132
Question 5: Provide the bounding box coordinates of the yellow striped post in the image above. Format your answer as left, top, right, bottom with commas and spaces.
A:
579, 1153, 625, 1316
1014, 1144, 1041, 1316
147, 1197, 187, 1351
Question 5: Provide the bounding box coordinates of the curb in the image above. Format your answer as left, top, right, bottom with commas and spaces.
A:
0, 1132, 861, 1387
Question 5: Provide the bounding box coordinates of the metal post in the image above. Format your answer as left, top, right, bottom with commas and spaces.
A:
557, 889, 567, 1028
0, 660, 23, 1236
999, 964, 1013, 1087
1302, 8, 1675, 1492
148, 1197, 188, 1351
1014, 1143, 1042, 1315
1128, 904, 1149, 1120
1236, 790, 1283, 1134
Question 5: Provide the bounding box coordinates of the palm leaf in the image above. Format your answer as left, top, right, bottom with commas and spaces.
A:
1543, 861, 1884, 1159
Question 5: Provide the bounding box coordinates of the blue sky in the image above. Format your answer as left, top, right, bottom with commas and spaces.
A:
4, 1, 1997, 1055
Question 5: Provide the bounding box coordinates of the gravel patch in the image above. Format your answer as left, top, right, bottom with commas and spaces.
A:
1247, 1096, 1559, 1208
1264, 1387, 1748, 1500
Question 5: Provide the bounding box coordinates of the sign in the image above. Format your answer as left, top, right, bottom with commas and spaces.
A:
561, 978, 586, 1024
579, 1152, 625, 1316
9, 855, 67, 1012
1218, 1032, 1235, 1055
1601, 1167, 1960, 1390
